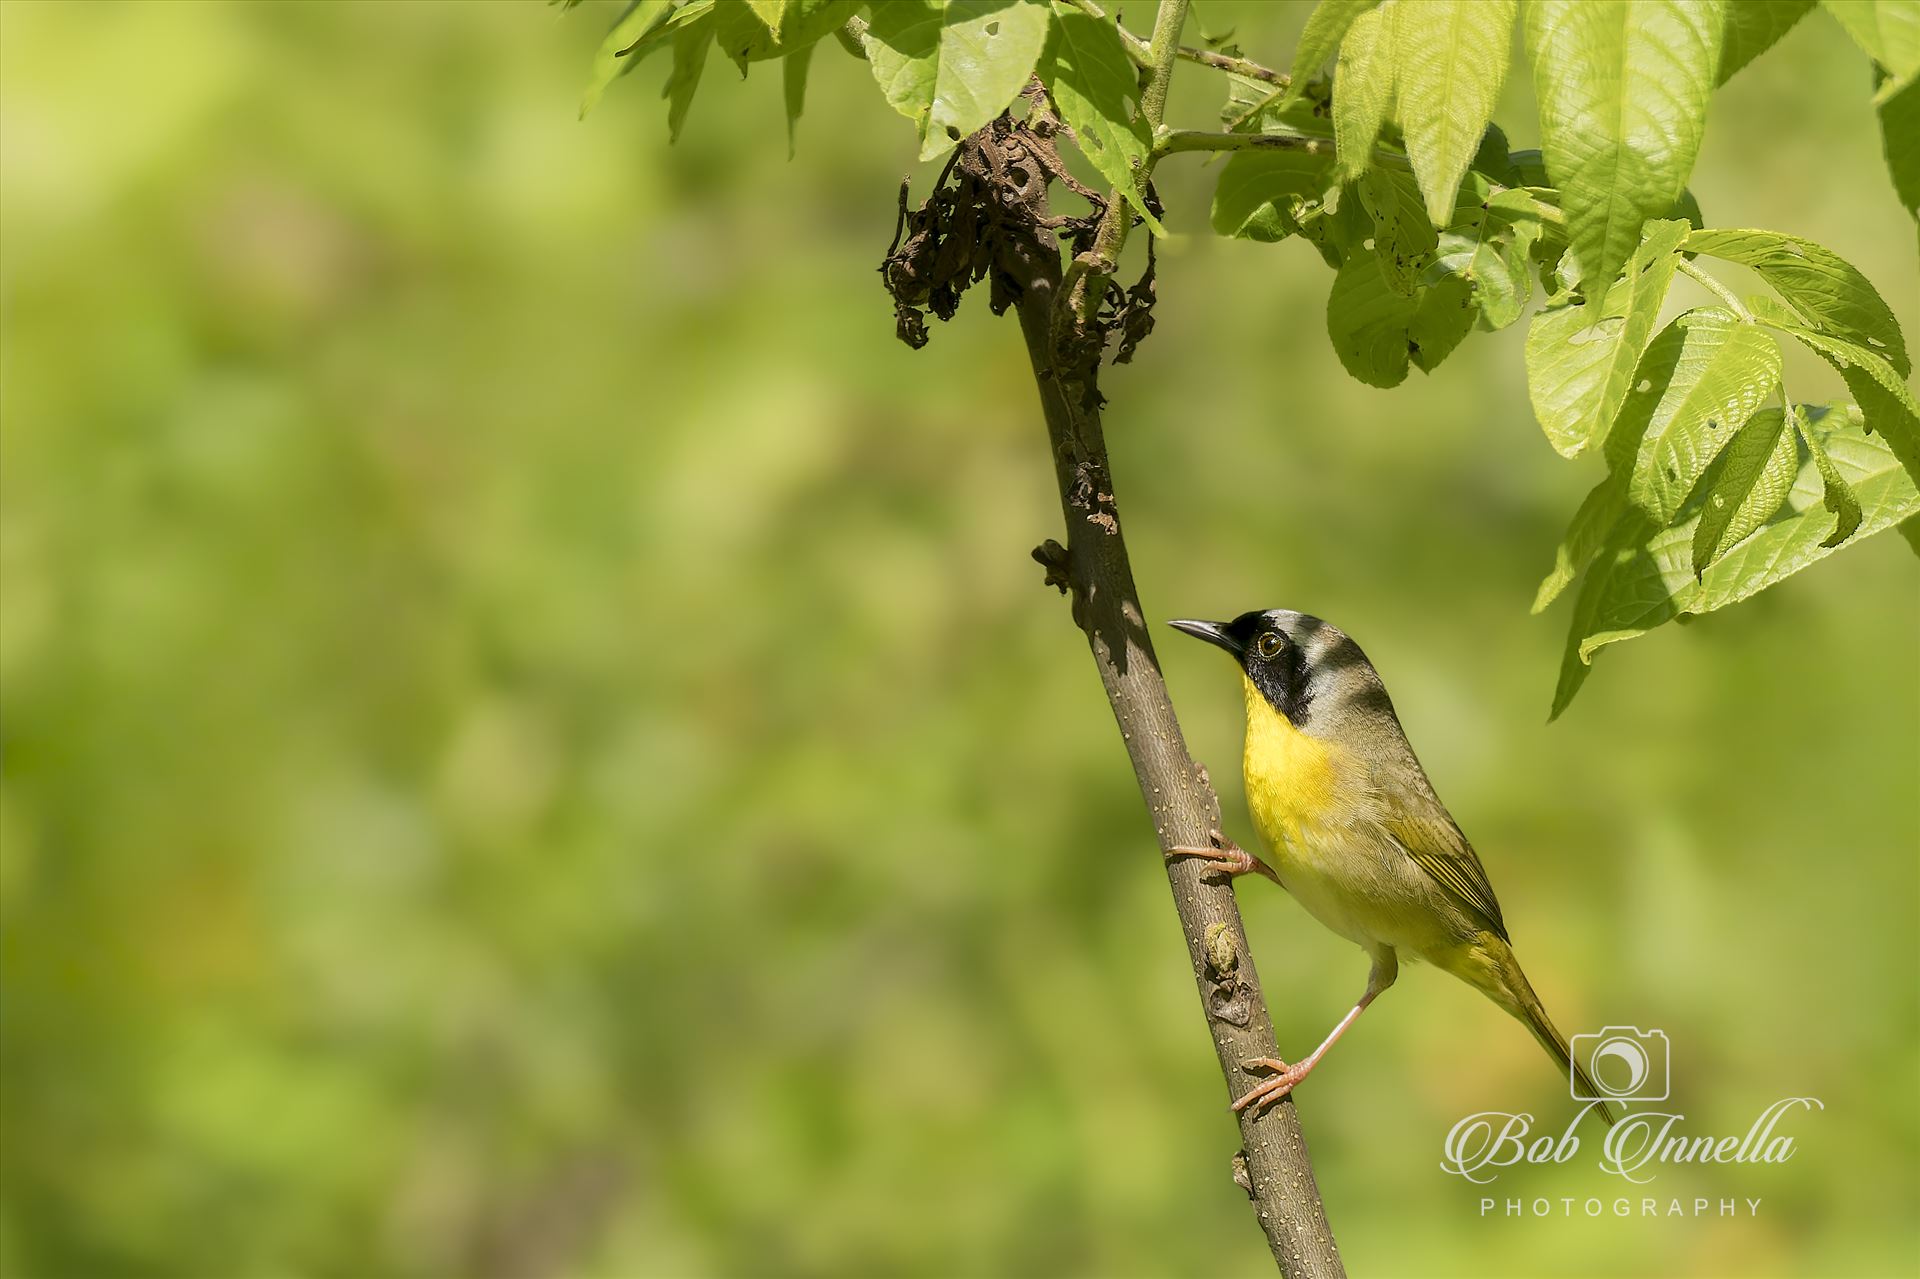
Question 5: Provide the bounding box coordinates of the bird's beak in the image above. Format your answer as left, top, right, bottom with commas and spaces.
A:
1167, 618, 1242, 656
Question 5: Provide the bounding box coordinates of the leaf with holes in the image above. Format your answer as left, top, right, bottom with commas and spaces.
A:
1525, 219, 1690, 458
1043, 5, 1161, 229
1526, 0, 1724, 287
1685, 227, 1910, 373
1430, 188, 1543, 331
1392, 0, 1519, 223
1334, 3, 1399, 181
1691, 407, 1797, 574
1327, 250, 1421, 386
1617, 310, 1782, 525
864, 0, 1052, 161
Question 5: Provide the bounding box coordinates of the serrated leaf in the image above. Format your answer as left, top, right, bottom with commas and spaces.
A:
1684, 227, 1910, 374
1334, 3, 1399, 181
1211, 147, 1339, 241
582, 0, 674, 118
1690, 406, 1796, 573
1524, 219, 1690, 458
1551, 405, 1919, 716
665, 20, 715, 140
1822, 0, 1920, 79
1618, 310, 1782, 524
715, 0, 856, 68
1526, 0, 1725, 287
1392, 0, 1519, 223
1759, 318, 1920, 484
1285, 1, 1380, 105
1791, 403, 1865, 546
783, 39, 815, 157
1327, 250, 1420, 386
1718, 0, 1815, 83
1878, 68, 1920, 217
1043, 5, 1161, 229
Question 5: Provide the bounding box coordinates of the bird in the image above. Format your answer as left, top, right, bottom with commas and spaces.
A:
1167, 609, 1616, 1125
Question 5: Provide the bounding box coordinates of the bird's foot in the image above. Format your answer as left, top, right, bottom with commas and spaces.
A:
1231, 1056, 1310, 1114
1166, 830, 1278, 883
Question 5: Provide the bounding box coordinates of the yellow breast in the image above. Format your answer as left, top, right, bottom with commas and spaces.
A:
1241, 675, 1346, 859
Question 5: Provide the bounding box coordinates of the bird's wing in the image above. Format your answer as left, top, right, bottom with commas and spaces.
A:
1381, 797, 1509, 942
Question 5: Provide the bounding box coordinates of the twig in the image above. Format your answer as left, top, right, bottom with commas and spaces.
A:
1155, 129, 1331, 157
1679, 258, 1753, 322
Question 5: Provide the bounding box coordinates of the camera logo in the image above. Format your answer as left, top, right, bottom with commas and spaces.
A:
1570, 1026, 1670, 1102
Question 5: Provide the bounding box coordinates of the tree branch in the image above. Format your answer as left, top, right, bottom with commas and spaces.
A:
1004, 221, 1344, 1279
926, 94, 1343, 1279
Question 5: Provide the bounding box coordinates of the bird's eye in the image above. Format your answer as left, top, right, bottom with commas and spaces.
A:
1255, 631, 1284, 659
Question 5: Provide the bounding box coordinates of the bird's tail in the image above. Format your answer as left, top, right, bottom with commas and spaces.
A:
1474, 939, 1618, 1128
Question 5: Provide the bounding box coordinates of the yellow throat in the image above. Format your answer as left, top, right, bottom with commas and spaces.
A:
1241, 674, 1344, 852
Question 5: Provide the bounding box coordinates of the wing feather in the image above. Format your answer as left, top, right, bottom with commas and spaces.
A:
1382, 803, 1509, 941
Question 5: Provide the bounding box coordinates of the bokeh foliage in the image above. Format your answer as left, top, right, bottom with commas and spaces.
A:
1, 2, 1915, 1277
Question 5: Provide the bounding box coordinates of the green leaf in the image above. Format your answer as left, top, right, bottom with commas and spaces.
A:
1690, 407, 1796, 573
1684, 227, 1910, 374
1718, 0, 1815, 83
864, 0, 1052, 161
665, 20, 716, 141
1525, 0, 1725, 286
1618, 309, 1782, 525
783, 39, 815, 157
1533, 473, 1627, 612
1333, 3, 1399, 181
1392, 0, 1519, 223
1430, 202, 1540, 331
1792, 403, 1865, 546
1551, 405, 1920, 716
714, 0, 856, 69
1042, 5, 1161, 229
1210, 147, 1339, 241
1357, 167, 1438, 290
1822, 0, 1920, 79
582, 0, 673, 118
1524, 219, 1690, 458
864, 1, 943, 133
1409, 275, 1475, 370
923, 0, 1053, 160
1327, 250, 1420, 386
1878, 68, 1920, 217
1284, 1, 1380, 105
1758, 318, 1920, 484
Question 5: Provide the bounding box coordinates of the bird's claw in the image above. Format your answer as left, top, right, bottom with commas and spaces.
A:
1166, 830, 1273, 882
1231, 1056, 1305, 1114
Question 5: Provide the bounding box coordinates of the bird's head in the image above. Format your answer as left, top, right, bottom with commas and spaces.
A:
1168, 609, 1393, 731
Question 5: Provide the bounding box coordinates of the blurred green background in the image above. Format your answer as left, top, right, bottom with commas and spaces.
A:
2, 2, 1915, 1276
